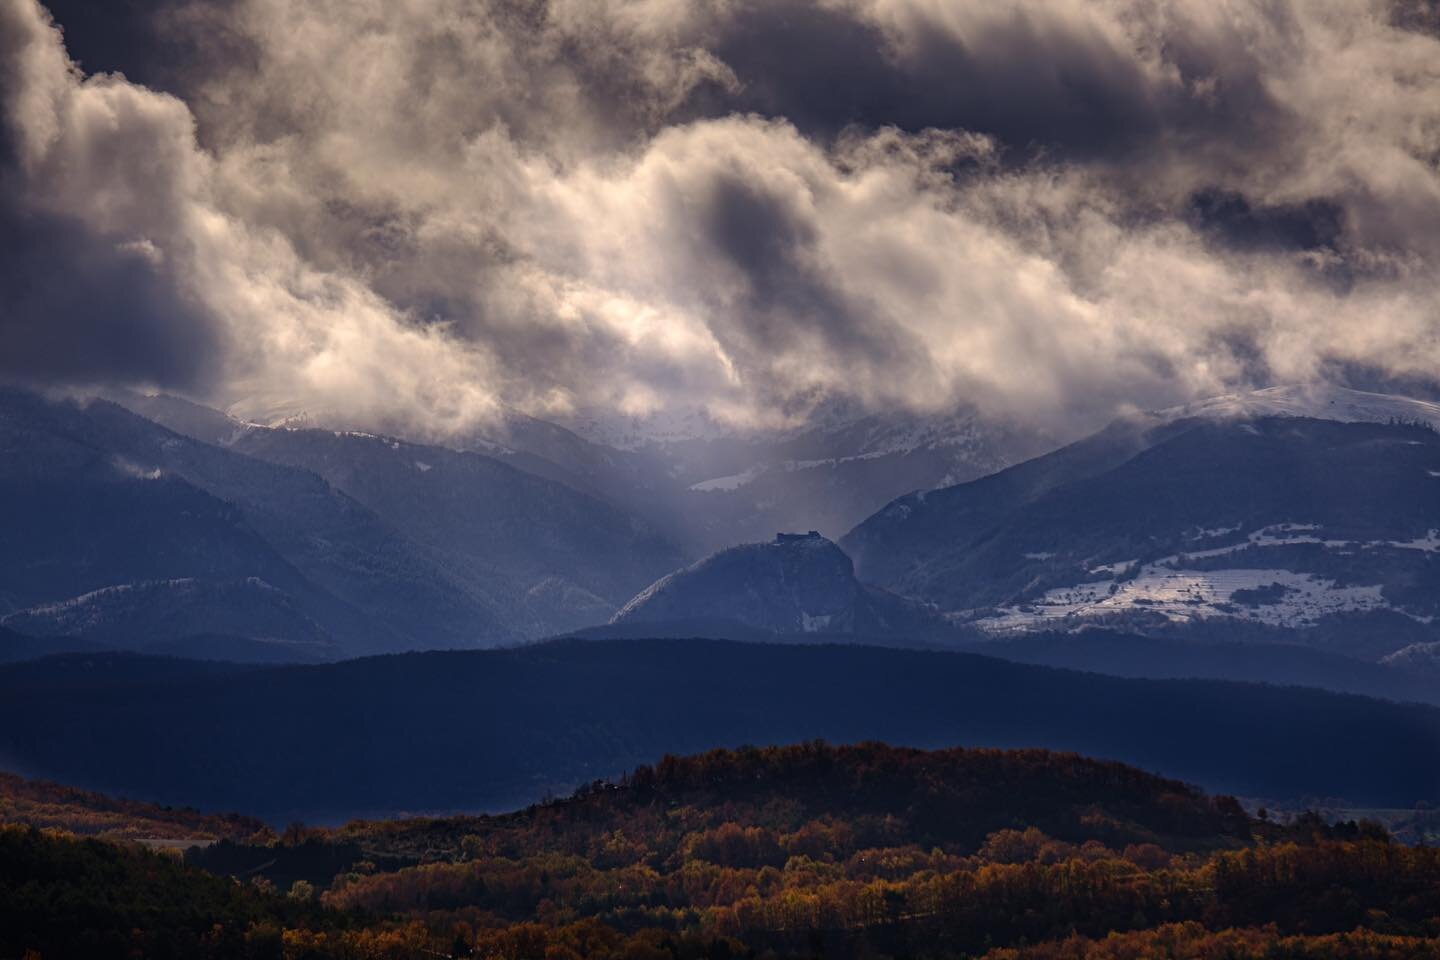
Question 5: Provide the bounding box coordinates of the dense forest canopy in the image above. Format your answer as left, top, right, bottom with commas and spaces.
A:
4, 742, 1439, 960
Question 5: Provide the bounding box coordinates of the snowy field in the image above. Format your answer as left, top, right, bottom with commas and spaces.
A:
982, 567, 1388, 630
977, 523, 1440, 631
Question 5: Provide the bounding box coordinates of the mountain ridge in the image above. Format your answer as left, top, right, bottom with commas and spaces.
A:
843, 396, 1440, 650
1, 637, 1437, 820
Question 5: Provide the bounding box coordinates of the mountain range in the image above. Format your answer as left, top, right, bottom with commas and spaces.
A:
589, 385, 1440, 698
121, 390, 1050, 556
3, 382, 1440, 837
5, 382, 1440, 690
0, 385, 1043, 658
0, 389, 687, 653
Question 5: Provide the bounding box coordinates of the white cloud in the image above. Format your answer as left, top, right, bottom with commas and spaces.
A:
4, 0, 1440, 439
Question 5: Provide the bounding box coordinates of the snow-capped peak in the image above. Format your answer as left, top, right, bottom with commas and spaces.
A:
1157, 384, 1440, 431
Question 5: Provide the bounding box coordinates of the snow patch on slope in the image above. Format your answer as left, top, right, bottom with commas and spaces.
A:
801, 612, 833, 632
1381, 641, 1440, 678
1140, 524, 1440, 567
690, 466, 764, 492
977, 520, 1440, 632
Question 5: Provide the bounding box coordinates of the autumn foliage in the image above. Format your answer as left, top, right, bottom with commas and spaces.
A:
0, 771, 273, 843
3, 742, 1437, 960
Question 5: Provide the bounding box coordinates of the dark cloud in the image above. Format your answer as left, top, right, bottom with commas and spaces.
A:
705, 175, 826, 325
23, 0, 177, 83
36, 0, 1290, 165
693, 4, 901, 136
0, 184, 223, 391
1189, 189, 1345, 253
35, 0, 253, 105
698, 173, 927, 399
694, 0, 1291, 168
1390, 0, 1440, 37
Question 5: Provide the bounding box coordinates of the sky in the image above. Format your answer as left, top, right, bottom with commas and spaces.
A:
2, 0, 1439, 441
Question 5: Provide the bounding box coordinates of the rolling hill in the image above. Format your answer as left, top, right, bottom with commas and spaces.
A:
1, 638, 1437, 821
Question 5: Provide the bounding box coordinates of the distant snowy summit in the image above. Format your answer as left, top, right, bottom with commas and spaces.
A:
1154, 383, 1440, 432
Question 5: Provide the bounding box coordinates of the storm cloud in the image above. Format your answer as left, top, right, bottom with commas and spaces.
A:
4, 0, 1440, 438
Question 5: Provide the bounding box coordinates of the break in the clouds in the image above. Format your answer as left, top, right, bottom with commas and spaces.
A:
2, 0, 1440, 438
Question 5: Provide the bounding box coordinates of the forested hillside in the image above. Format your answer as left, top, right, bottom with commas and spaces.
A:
4, 743, 1440, 960
0, 772, 271, 843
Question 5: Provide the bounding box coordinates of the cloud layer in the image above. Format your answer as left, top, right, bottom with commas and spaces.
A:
3, 0, 1440, 438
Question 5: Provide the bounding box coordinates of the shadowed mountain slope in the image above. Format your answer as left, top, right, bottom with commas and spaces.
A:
845, 394, 1440, 646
